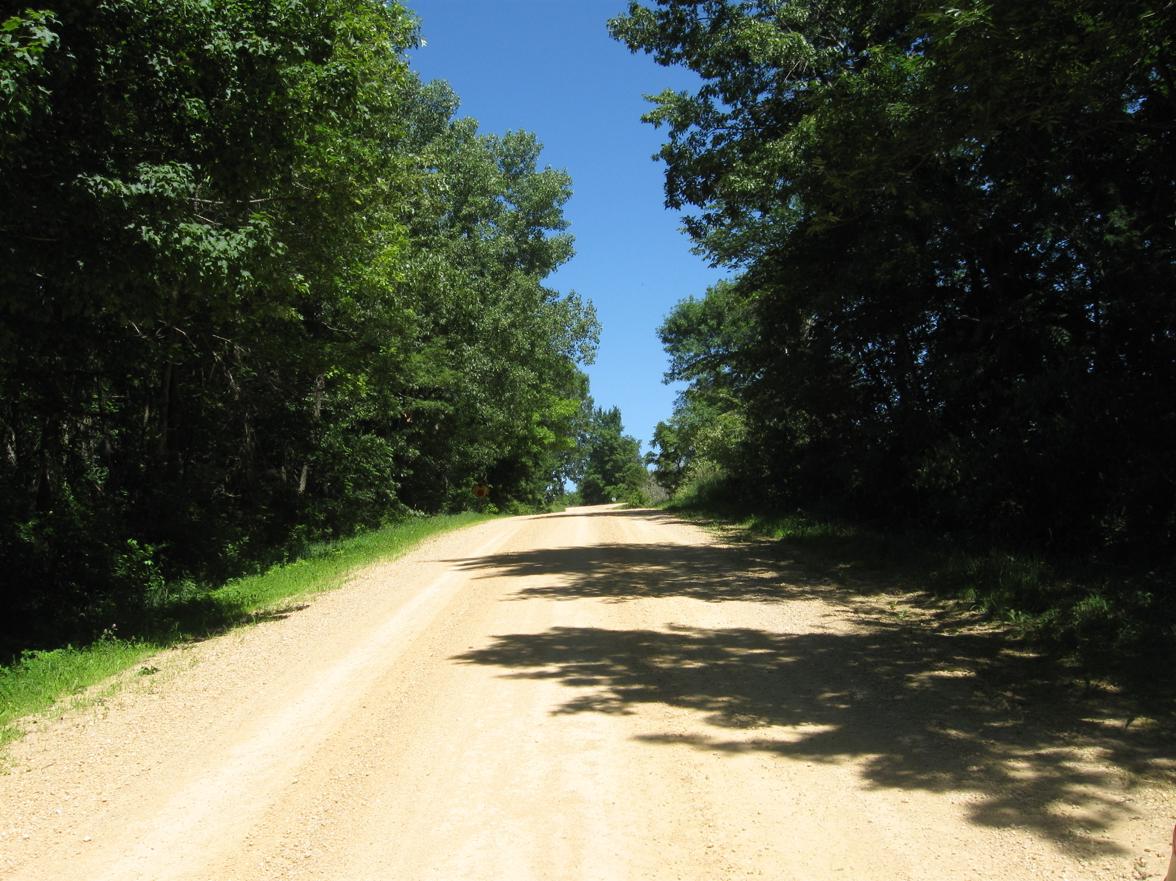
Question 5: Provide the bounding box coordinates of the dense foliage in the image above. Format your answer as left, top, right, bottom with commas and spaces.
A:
576, 403, 648, 505
0, 0, 598, 655
613, 1, 1176, 563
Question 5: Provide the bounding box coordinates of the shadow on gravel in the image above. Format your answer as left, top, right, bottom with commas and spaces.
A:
455, 509, 924, 605
449, 541, 831, 603
450, 534, 1176, 858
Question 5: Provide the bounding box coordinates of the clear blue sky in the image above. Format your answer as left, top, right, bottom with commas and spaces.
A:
404, 0, 727, 452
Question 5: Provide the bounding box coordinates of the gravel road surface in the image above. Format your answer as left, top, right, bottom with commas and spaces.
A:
2, 505, 1173, 880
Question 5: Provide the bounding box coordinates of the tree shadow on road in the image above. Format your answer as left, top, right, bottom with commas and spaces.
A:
449, 541, 833, 604
449, 535, 1176, 859
452, 508, 942, 608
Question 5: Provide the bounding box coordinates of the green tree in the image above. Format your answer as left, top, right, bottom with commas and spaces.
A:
3, 0, 422, 643
386, 78, 598, 511
612, 0, 1176, 555
648, 280, 755, 496
578, 404, 647, 505
0, 1, 598, 655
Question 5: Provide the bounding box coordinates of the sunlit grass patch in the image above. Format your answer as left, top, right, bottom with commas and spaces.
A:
211, 512, 489, 616
0, 637, 159, 746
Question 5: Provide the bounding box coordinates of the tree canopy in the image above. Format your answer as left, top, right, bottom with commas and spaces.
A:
614, 0, 1176, 559
0, 0, 598, 654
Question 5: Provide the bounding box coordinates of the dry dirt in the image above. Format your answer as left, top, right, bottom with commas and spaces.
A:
1, 505, 1173, 880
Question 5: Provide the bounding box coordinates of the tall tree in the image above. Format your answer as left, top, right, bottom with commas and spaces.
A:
578, 404, 647, 505
612, 0, 1176, 555
0, 1, 598, 654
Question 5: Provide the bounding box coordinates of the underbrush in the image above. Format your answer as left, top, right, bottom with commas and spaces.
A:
666, 501, 1174, 682
0, 512, 491, 745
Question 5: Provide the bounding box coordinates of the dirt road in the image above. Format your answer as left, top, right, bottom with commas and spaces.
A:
2, 506, 1173, 880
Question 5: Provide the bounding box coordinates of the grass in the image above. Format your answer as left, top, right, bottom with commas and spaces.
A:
211, 512, 489, 617
0, 512, 492, 746
0, 639, 160, 745
665, 501, 1175, 684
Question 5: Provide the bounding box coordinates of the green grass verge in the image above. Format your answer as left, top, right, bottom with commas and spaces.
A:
0, 512, 491, 746
211, 512, 490, 616
665, 501, 1174, 682
0, 639, 160, 746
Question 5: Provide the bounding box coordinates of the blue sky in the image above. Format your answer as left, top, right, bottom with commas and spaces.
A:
404, 0, 728, 452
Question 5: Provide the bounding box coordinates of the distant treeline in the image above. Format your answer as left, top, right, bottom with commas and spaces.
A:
0, 1, 600, 653
616, 1, 1175, 562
